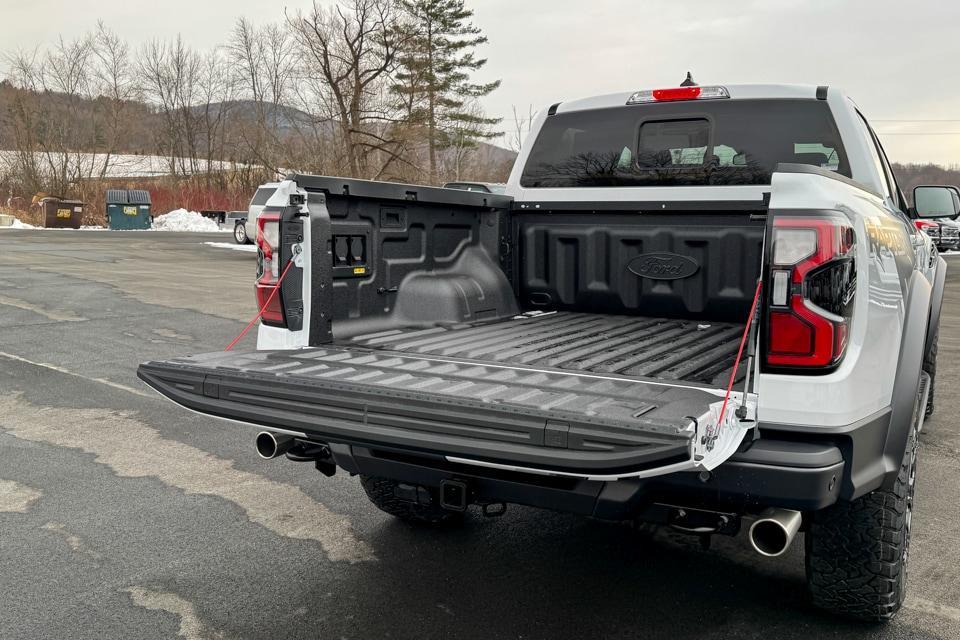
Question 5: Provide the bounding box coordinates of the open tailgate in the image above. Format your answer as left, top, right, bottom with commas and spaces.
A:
138, 346, 754, 479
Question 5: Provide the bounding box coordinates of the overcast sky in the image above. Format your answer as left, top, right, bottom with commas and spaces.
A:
3, 0, 960, 164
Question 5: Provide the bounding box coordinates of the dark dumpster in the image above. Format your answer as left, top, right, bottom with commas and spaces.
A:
107, 189, 152, 230
41, 198, 84, 229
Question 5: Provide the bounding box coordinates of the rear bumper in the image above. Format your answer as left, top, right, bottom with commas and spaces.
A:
332, 435, 846, 518
139, 356, 895, 517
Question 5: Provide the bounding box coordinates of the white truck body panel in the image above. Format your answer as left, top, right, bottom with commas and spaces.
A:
503, 83, 931, 431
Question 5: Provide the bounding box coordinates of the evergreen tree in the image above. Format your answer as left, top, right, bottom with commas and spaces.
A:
393, 0, 501, 183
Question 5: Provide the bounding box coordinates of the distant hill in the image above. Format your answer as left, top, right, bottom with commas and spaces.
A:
190, 99, 329, 134
892, 163, 960, 203
0, 81, 515, 180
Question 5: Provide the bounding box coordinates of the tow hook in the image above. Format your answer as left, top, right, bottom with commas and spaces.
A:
440, 479, 468, 511
278, 439, 336, 476
666, 506, 740, 537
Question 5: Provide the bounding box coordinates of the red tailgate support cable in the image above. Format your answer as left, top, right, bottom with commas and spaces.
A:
716, 279, 763, 430
224, 258, 297, 351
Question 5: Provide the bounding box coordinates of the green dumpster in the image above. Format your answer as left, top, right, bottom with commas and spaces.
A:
107, 189, 152, 230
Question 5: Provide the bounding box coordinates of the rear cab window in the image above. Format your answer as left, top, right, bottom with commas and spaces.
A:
520, 99, 849, 187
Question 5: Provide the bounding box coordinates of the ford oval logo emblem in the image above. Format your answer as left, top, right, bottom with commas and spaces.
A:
627, 253, 700, 280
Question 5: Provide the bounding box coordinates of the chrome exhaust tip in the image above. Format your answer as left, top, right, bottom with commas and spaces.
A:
255, 431, 294, 460
748, 508, 802, 557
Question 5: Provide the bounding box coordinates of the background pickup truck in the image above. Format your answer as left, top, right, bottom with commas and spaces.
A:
139, 83, 953, 622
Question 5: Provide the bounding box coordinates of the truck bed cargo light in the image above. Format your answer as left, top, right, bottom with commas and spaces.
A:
627, 86, 730, 104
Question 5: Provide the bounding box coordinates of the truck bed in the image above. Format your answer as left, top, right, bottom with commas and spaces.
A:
346, 311, 746, 387
138, 312, 748, 476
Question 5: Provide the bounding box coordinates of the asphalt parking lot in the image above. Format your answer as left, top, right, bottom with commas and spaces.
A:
2, 230, 960, 640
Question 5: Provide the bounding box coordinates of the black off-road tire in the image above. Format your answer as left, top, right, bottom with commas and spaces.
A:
805, 412, 919, 622
360, 475, 464, 526
923, 332, 937, 418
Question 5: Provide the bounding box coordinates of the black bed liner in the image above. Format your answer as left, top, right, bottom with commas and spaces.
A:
346, 311, 746, 387
138, 312, 743, 474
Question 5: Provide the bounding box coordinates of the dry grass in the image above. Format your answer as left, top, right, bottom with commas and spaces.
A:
1, 177, 252, 227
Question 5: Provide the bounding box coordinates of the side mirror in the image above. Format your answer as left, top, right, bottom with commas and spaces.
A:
914, 185, 960, 219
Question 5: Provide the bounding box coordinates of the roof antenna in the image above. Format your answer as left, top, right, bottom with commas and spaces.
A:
680, 72, 697, 87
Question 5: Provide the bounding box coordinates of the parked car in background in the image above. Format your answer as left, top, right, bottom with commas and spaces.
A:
232, 183, 280, 244
914, 218, 943, 247
442, 181, 507, 194
939, 188, 960, 252
934, 217, 960, 252
911, 185, 960, 252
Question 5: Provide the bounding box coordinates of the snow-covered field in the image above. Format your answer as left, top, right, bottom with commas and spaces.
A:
0, 151, 249, 179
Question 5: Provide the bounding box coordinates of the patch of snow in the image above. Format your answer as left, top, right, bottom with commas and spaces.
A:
151, 209, 223, 233
204, 241, 257, 253
3, 218, 36, 229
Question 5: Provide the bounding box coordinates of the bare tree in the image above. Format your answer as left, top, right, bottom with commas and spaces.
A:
138, 36, 203, 176
288, 0, 404, 178
3, 35, 103, 196
92, 22, 138, 179
196, 48, 237, 186
3, 48, 44, 194
227, 17, 295, 179
509, 104, 534, 153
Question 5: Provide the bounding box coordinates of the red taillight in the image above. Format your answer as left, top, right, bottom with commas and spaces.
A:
765, 215, 856, 369
256, 212, 285, 326
914, 219, 940, 238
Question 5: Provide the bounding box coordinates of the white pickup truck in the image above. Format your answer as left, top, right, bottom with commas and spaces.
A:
139, 83, 955, 621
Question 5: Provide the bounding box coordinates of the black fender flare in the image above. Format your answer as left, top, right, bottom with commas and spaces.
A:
881, 269, 932, 490
925, 255, 947, 358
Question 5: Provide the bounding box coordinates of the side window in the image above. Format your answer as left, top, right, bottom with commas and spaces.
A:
854, 112, 891, 200
869, 126, 910, 214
